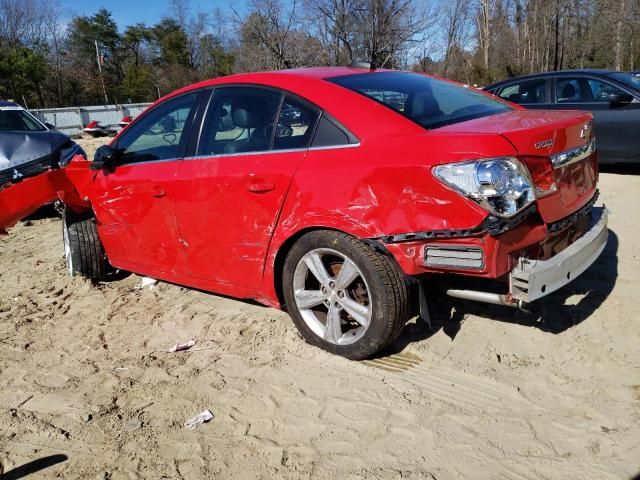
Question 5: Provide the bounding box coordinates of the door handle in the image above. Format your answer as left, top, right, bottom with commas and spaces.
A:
247, 182, 275, 193
151, 186, 166, 198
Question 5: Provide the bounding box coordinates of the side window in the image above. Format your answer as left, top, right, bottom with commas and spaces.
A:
273, 97, 319, 151
556, 78, 592, 103
311, 114, 357, 148
587, 79, 626, 102
117, 92, 198, 164
498, 79, 547, 104
197, 87, 281, 156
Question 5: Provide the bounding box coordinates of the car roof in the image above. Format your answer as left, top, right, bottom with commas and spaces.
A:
190, 66, 377, 87
0, 101, 21, 108
159, 66, 399, 105
484, 69, 619, 89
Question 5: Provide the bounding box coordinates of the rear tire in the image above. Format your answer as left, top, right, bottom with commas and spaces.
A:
282, 230, 409, 360
62, 210, 109, 281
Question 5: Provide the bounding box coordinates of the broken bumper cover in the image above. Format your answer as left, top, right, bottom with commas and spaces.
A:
510, 207, 608, 302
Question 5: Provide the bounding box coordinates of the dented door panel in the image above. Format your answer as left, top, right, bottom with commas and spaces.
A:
173, 150, 305, 290
89, 161, 188, 276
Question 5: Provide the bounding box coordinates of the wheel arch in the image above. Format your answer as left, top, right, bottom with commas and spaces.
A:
269, 224, 406, 310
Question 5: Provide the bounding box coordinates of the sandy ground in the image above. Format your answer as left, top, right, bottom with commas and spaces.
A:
0, 137, 639, 479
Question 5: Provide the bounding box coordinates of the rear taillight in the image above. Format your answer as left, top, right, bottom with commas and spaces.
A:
521, 157, 557, 198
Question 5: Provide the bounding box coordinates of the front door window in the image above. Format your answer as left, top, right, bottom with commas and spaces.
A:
116, 92, 199, 164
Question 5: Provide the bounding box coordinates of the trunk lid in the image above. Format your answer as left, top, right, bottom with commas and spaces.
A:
438, 110, 597, 223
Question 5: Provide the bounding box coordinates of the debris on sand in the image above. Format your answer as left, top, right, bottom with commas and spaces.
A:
167, 340, 196, 353
125, 418, 142, 432
135, 277, 158, 290
184, 410, 214, 430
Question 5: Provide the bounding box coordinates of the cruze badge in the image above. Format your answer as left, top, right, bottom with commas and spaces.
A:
580, 121, 592, 139
534, 139, 555, 149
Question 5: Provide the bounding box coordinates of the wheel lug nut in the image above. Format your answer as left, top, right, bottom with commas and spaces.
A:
329, 281, 335, 289
337, 291, 344, 298
334, 302, 341, 309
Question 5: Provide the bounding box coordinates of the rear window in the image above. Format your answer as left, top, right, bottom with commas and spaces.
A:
0, 108, 46, 132
329, 71, 512, 130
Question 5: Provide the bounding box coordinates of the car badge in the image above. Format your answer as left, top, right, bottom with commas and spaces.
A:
580, 121, 592, 139
534, 139, 554, 149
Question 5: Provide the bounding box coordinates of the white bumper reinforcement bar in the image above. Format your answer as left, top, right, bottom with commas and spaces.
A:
510, 207, 608, 302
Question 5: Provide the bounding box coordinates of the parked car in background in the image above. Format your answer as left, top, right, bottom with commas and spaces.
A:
484, 70, 640, 164
0, 101, 84, 187
0, 68, 606, 359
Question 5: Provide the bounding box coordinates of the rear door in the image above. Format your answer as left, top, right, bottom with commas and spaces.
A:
89, 91, 202, 276
173, 87, 320, 290
490, 77, 552, 110
548, 75, 640, 162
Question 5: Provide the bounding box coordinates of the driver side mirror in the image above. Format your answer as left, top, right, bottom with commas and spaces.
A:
608, 92, 634, 106
91, 145, 119, 171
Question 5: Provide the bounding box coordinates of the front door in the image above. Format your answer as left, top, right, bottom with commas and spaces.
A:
173, 87, 320, 290
90, 91, 201, 277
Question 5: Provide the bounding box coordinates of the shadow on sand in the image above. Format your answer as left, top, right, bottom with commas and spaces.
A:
0, 454, 67, 479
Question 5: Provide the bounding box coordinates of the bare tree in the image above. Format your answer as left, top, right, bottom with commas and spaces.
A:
234, 0, 301, 70
477, 0, 492, 70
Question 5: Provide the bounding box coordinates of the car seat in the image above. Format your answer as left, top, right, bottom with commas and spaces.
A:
560, 83, 577, 102
224, 97, 273, 154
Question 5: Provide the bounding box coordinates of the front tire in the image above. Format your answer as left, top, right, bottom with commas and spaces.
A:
282, 231, 408, 360
62, 210, 109, 281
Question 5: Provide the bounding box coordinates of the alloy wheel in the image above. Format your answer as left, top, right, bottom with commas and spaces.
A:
292, 248, 372, 345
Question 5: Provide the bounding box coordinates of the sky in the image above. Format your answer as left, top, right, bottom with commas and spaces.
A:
58, 0, 240, 28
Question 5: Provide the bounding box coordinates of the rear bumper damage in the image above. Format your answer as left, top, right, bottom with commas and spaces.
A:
509, 206, 608, 302
381, 202, 608, 308
442, 206, 607, 308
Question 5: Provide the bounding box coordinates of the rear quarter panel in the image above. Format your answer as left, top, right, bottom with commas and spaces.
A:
259, 130, 519, 304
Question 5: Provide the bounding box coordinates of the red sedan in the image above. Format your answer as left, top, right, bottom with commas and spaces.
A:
0, 67, 607, 359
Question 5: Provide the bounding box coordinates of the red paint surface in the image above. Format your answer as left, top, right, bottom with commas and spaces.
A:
0, 68, 598, 308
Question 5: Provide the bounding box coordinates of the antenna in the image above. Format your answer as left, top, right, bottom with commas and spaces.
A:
348, 61, 375, 70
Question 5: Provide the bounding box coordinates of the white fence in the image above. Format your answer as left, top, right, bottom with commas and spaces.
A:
31, 103, 152, 137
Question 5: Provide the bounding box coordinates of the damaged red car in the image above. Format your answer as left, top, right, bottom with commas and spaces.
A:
0, 67, 607, 359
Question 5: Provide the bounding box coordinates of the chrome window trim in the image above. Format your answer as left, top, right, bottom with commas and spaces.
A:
97, 143, 362, 168
182, 142, 361, 161
550, 138, 596, 169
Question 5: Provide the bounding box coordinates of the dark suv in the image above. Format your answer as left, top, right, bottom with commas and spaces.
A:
484, 70, 640, 164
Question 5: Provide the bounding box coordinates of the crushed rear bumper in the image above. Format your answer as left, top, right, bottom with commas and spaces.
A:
509, 207, 608, 302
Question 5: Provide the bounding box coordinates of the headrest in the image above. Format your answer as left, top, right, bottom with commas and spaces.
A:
232, 97, 270, 128
405, 91, 441, 118
561, 83, 576, 99
160, 116, 176, 132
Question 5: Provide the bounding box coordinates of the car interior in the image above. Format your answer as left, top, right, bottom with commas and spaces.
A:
198, 91, 318, 156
